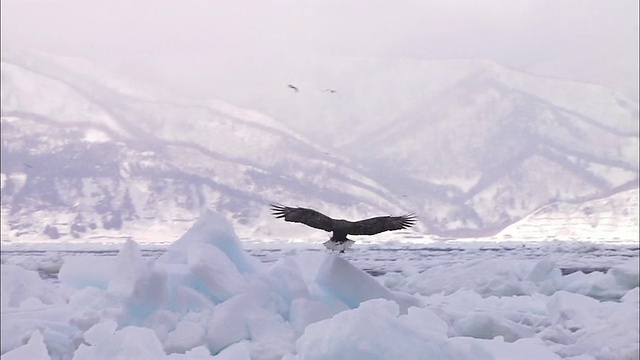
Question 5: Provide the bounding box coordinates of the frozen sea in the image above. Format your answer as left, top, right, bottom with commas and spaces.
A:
3, 240, 638, 283
1, 212, 639, 359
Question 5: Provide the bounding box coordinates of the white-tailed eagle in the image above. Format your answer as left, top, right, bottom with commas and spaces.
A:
271, 204, 416, 251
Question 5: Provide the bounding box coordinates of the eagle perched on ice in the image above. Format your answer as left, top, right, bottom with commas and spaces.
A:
271, 204, 416, 252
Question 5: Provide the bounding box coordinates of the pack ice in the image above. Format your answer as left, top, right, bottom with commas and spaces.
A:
1, 210, 638, 359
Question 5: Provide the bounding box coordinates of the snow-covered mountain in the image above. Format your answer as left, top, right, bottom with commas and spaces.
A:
0, 52, 638, 242
0, 54, 412, 243
498, 188, 639, 242
164, 55, 639, 235
344, 63, 639, 235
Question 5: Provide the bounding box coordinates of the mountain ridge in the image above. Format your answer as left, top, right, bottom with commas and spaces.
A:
1, 55, 413, 242
1, 52, 637, 241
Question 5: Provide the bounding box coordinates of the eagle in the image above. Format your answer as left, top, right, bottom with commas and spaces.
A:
271, 204, 416, 252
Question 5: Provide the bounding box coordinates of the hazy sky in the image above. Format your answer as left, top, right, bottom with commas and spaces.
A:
2, 0, 638, 99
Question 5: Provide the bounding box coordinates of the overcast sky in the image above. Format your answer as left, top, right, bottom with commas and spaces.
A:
2, 0, 638, 99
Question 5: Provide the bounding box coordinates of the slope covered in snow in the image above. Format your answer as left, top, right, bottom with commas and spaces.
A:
498, 187, 639, 242
1, 52, 637, 240
0, 55, 411, 243
347, 66, 638, 234
186, 55, 638, 235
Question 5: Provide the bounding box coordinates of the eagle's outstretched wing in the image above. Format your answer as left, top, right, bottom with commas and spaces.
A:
270, 204, 335, 232
346, 214, 416, 235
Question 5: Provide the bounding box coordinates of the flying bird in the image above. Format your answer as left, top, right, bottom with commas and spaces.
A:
324, 89, 337, 93
288, 84, 299, 92
271, 204, 416, 252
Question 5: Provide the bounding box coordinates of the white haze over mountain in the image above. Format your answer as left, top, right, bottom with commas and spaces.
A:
0, 0, 638, 242
1, 0, 638, 101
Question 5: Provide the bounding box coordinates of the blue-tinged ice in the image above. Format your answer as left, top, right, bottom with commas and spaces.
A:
2, 330, 50, 360
157, 210, 261, 274
292, 298, 487, 360
315, 253, 421, 313
1, 210, 638, 359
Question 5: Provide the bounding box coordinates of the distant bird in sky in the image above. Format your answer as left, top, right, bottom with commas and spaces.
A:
288, 84, 299, 92
324, 89, 337, 93
271, 204, 416, 252
23, 163, 33, 169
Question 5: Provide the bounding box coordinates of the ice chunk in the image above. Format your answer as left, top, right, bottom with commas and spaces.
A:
105, 241, 168, 325
1, 264, 61, 309
66, 287, 124, 333
160, 281, 215, 315
2, 330, 51, 360
205, 294, 254, 354
609, 257, 639, 289
548, 290, 600, 325
164, 320, 206, 355
207, 341, 250, 360
400, 306, 449, 336
1, 304, 80, 357
397, 258, 567, 298
289, 297, 348, 335
451, 336, 562, 360
295, 299, 479, 360
545, 290, 640, 359
315, 254, 420, 313
58, 255, 116, 290
107, 239, 147, 297
451, 312, 534, 342
621, 287, 639, 304
1, 265, 78, 357
245, 309, 296, 360
203, 283, 294, 360
266, 258, 311, 302
158, 210, 261, 274
167, 345, 216, 359
82, 320, 117, 346
73, 325, 166, 360
525, 258, 561, 283
186, 243, 246, 303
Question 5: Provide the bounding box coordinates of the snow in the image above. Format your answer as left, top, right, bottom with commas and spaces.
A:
0, 61, 130, 138
81, 129, 111, 143
1, 211, 638, 359
2, 330, 51, 360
